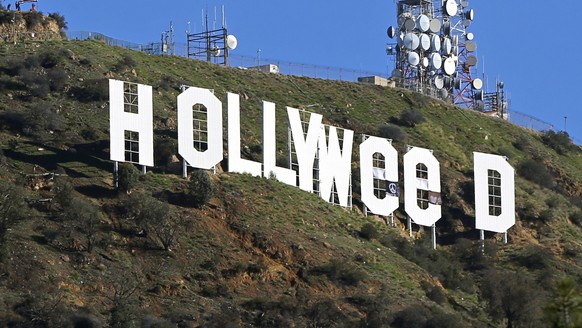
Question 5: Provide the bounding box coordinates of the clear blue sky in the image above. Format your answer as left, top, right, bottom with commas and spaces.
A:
23, 0, 582, 143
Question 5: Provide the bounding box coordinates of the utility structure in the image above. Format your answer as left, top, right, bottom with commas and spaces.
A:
386, 0, 506, 115
187, 6, 237, 66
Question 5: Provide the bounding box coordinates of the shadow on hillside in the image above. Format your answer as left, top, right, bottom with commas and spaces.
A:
155, 190, 199, 209
4, 140, 111, 177
75, 184, 115, 199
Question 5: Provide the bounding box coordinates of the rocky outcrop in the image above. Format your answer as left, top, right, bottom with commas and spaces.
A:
0, 10, 64, 43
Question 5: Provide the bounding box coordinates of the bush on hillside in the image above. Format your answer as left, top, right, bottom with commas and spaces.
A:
398, 108, 425, 127
359, 222, 380, 240
117, 163, 140, 193
24, 11, 43, 29
48, 12, 67, 30
70, 78, 109, 102
378, 123, 406, 142
541, 130, 575, 155
0, 183, 30, 245
518, 159, 555, 189
187, 169, 215, 208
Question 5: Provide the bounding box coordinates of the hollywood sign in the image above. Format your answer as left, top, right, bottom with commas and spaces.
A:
109, 79, 515, 235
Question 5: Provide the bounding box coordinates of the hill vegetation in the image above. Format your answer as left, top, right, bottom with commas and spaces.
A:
0, 23, 582, 327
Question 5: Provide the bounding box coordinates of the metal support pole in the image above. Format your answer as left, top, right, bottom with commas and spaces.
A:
480, 229, 485, 254
389, 213, 394, 227
503, 231, 508, 244
113, 161, 119, 189
407, 217, 412, 238
182, 159, 188, 178
431, 224, 437, 250
141, 165, 147, 175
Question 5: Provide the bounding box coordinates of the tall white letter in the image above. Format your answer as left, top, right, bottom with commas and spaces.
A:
404, 147, 441, 227
360, 137, 399, 216
109, 79, 154, 167
227, 93, 262, 176
178, 87, 223, 169
318, 126, 354, 207
287, 107, 322, 192
474, 152, 515, 233
263, 101, 296, 185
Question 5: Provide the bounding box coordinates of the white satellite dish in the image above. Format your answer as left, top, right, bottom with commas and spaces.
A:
434, 76, 444, 90
408, 52, 420, 66
445, 0, 458, 16
472, 78, 483, 90
211, 45, 221, 56
403, 33, 420, 50
466, 55, 478, 66
453, 77, 462, 89
431, 34, 441, 51
404, 18, 416, 31
430, 52, 442, 69
422, 57, 430, 68
387, 26, 397, 38
442, 37, 452, 55
474, 90, 484, 101
417, 15, 430, 32
429, 19, 441, 33
443, 76, 452, 89
466, 9, 474, 20
466, 32, 474, 41
443, 57, 456, 75
465, 40, 477, 52
442, 20, 451, 35
419, 34, 431, 51
226, 35, 238, 50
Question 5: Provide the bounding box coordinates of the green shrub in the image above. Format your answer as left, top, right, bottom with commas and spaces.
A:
48, 12, 67, 30
542, 130, 574, 155
24, 11, 43, 29
70, 79, 109, 102
378, 123, 406, 142
570, 211, 582, 226
518, 159, 555, 189
311, 259, 367, 286
359, 222, 379, 240
398, 108, 425, 127
117, 163, 140, 193
187, 170, 215, 208
47, 68, 68, 91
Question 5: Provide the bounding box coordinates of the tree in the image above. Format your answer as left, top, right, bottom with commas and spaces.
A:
0, 183, 30, 245
398, 108, 425, 127
125, 193, 183, 251
481, 269, 545, 328
187, 170, 215, 208
118, 163, 140, 193
63, 198, 101, 252
545, 277, 582, 328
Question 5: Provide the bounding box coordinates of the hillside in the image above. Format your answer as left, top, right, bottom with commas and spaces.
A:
0, 36, 582, 328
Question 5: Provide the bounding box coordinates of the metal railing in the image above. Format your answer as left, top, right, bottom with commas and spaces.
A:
66, 31, 577, 144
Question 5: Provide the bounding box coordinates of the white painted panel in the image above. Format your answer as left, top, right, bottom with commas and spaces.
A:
360, 137, 399, 216
404, 147, 441, 227
109, 79, 154, 167
474, 152, 516, 233
318, 126, 354, 207
262, 101, 296, 186
227, 93, 262, 176
177, 87, 223, 169
287, 107, 322, 192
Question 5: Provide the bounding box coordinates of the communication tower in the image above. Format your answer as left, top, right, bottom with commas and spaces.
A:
187, 6, 238, 66
387, 0, 496, 112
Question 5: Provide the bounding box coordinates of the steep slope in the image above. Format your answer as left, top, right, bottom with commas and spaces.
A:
0, 39, 581, 327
